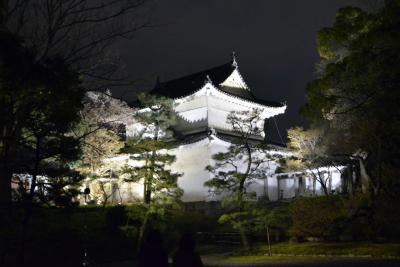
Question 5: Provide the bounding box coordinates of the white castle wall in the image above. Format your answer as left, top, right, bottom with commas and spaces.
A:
170, 138, 344, 202
169, 138, 212, 202
82, 137, 344, 204
170, 135, 282, 202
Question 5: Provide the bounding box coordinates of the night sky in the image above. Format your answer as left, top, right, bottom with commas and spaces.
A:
117, 0, 360, 142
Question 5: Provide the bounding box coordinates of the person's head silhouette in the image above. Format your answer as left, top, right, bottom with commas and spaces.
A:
145, 229, 163, 246
138, 229, 168, 267
179, 233, 196, 252
173, 233, 203, 267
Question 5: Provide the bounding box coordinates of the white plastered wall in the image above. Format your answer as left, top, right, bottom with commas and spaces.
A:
97, 139, 344, 203
170, 136, 281, 202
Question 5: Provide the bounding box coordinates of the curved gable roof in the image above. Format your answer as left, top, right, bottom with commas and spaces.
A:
150, 60, 284, 108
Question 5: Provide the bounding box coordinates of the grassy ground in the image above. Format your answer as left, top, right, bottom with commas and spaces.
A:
224, 255, 335, 263
92, 255, 400, 267
254, 242, 400, 257
89, 243, 400, 266
219, 257, 400, 267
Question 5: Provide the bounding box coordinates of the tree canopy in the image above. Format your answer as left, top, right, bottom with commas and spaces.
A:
205, 108, 274, 250
301, 0, 400, 195
121, 93, 182, 250
0, 31, 84, 204
0, 0, 150, 203
123, 93, 182, 205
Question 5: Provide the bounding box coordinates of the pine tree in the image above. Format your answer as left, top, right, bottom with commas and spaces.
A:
205, 108, 274, 250
122, 93, 182, 248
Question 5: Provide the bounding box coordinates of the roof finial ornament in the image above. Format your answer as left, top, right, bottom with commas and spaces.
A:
208, 127, 217, 139
205, 74, 212, 84
231, 51, 238, 68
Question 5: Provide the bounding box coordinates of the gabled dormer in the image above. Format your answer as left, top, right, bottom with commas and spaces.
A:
149, 54, 286, 138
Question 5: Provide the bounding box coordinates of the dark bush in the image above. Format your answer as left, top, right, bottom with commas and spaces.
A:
290, 196, 350, 239
289, 195, 382, 241
372, 166, 400, 240
105, 205, 128, 232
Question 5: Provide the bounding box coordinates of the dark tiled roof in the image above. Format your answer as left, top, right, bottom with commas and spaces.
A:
151, 62, 233, 98
150, 61, 284, 108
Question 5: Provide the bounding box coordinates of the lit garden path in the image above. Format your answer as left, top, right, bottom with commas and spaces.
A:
201, 255, 400, 267
91, 257, 400, 267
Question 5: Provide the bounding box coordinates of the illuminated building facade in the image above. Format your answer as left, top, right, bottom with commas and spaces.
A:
83, 56, 344, 204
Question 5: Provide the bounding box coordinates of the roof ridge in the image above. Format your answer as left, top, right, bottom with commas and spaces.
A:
150, 58, 285, 108
159, 61, 233, 85
174, 82, 284, 109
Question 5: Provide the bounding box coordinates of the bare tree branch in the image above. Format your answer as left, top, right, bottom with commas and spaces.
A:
4, 0, 152, 89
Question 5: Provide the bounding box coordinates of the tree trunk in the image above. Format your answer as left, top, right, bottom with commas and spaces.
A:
264, 177, 269, 200
137, 212, 149, 253
19, 179, 36, 266
239, 227, 249, 251
0, 170, 12, 204
145, 122, 159, 204
238, 181, 249, 251
144, 155, 151, 204
144, 178, 152, 204
100, 181, 113, 207
0, 0, 9, 28
375, 137, 382, 195
328, 170, 332, 193
143, 154, 149, 203
266, 224, 272, 256
312, 176, 316, 195
236, 141, 252, 251
321, 183, 329, 196
309, 169, 330, 196
0, 139, 13, 204
358, 159, 370, 194
317, 168, 329, 196
347, 164, 354, 196
19, 138, 41, 265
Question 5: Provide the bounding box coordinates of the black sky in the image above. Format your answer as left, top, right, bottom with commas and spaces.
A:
117, 0, 361, 142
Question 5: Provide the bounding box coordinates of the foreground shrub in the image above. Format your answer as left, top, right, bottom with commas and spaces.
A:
290, 196, 350, 239
374, 183, 400, 240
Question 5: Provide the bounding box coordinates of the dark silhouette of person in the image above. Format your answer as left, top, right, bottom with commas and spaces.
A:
173, 233, 204, 267
138, 229, 168, 267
